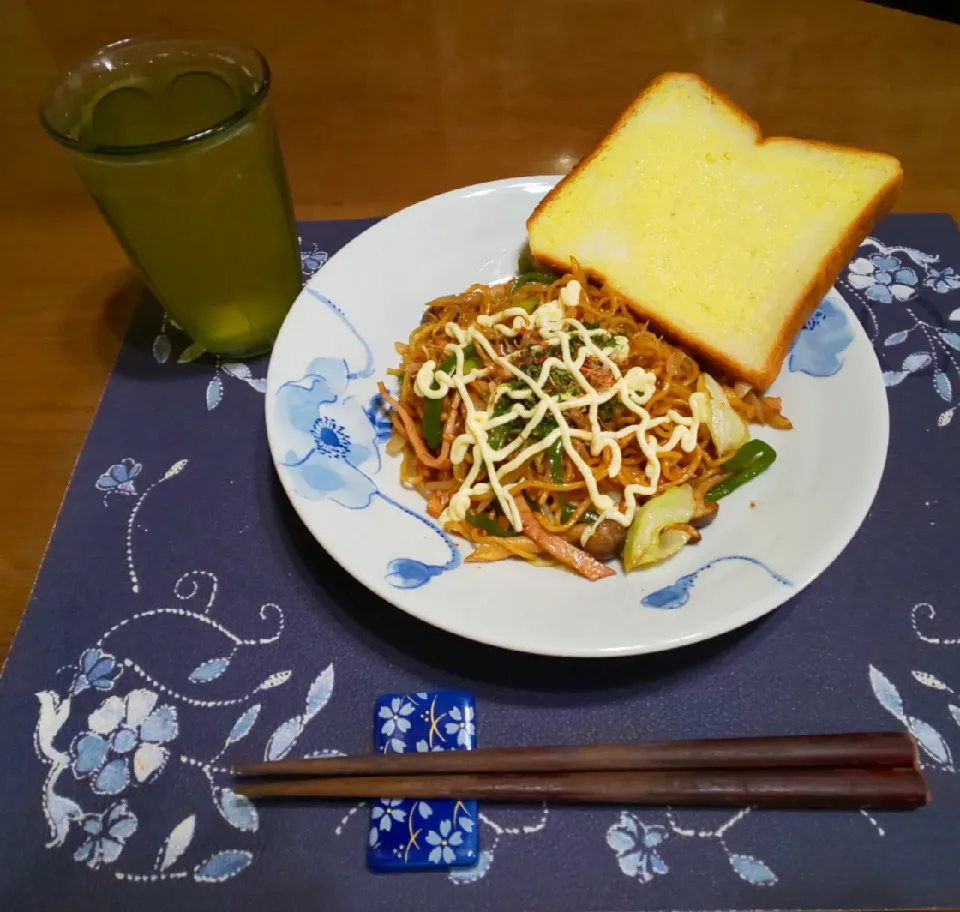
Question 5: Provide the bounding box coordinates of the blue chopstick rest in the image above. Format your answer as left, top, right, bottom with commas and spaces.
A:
367, 691, 479, 871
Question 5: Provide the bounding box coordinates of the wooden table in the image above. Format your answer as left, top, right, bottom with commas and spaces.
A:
1, 0, 958, 663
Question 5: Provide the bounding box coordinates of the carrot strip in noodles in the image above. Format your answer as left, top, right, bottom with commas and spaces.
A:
426, 489, 453, 518
378, 382, 451, 469
515, 497, 615, 582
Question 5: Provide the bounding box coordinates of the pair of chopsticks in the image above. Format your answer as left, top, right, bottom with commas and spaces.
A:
233, 732, 928, 810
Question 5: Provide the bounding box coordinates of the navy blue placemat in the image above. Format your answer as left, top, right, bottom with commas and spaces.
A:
3, 214, 960, 911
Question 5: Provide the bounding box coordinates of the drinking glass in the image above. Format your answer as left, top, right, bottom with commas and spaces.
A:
41, 37, 302, 358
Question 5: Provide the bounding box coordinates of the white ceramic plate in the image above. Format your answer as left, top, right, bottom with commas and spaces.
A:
265, 176, 888, 658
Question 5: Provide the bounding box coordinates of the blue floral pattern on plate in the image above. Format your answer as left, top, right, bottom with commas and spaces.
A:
788, 292, 855, 377
368, 692, 478, 871
273, 290, 461, 589
275, 358, 380, 509
642, 556, 791, 610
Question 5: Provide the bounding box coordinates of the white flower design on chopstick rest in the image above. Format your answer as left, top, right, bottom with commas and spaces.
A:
444, 705, 476, 748
378, 697, 415, 738
371, 800, 406, 834
426, 820, 464, 864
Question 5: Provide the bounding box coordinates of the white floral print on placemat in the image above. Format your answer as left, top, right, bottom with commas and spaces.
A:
152, 317, 267, 411
606, 809, 778, 887
869, 601, 960, 773
299, 239, 328, 278
33, 458, 345, 885
36, 574, 340, 884
839, 237, 960, 427
96, 458, 188, 594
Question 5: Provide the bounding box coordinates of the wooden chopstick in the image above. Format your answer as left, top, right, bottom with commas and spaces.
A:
234, 767, 928, 809
233, 732, 917, 780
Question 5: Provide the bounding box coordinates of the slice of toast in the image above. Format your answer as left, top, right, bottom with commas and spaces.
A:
527, 73, 902, 389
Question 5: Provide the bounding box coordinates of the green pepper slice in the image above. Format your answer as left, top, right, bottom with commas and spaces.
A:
561, 503, 599, 524
510, 271, 558, 294
545, 436, 569, 518
465, 511, 520, 537
518, 244, 536, 275
705, 439, 777, 502
547, 437, 564, 484
421, 344, 479, 451
486, 396, 518, 451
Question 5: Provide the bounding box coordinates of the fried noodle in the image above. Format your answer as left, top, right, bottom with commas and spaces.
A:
384, 264, 791, 577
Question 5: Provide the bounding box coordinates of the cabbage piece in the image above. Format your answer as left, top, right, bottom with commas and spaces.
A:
703, 374, 749, 458
623, 484, 696, 572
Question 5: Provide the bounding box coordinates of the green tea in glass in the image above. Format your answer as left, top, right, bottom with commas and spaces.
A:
41, 37, 302, 358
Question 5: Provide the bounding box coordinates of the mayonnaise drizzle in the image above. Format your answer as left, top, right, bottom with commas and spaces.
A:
423, 280, 705, 544
414, 360, 489, 399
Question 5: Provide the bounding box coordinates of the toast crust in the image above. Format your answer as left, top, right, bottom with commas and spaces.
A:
527, 73, 903, 390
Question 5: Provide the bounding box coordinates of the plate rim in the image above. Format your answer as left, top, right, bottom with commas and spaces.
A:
265, 175, 890, 658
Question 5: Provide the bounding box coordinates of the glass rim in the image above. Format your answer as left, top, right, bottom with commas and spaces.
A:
39, 36, 272, 157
